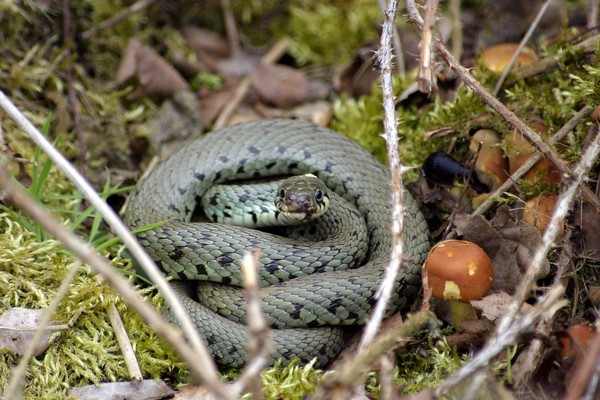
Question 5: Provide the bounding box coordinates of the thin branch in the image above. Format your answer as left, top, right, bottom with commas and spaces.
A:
492, 0, 556, 96
4, 261, 81, 399
0, 90, 228, 396
589, 0, 599, 30
358, 0, 404, 351
107, 303, 143, 381
82, 0, 158, 40
0, 169, 234, 400
377, 0, 405, 75
418, 0, 439, 93
473, 105, 592, 216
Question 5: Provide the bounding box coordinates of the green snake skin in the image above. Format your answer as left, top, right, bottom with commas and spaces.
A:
125, 119, 431, 368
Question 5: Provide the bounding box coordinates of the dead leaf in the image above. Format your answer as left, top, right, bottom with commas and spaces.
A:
198, 85, 237, 125
574, 201, 600, 262
69, 380, 174, 400
250, 64, 317, 108
116, 38, 189, 100
471, 292, 533, 321
0, 307, 72, 356
181, 25, 230, 59
462, 205, 549, 294
145, 90, 203, 160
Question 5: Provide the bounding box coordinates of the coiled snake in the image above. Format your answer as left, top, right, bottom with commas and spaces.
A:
125, 119, 431, 368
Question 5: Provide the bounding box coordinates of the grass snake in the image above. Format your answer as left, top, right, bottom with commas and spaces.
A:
125, 119, 431, 368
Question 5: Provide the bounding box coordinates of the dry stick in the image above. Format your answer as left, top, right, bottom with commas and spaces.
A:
107, 303, 143, 381
221, 0, 242, 57
417, 0, 439, 93
62, 0, 88, 179
589, 0, 599, 30
376, 0, 405, 75
473, 105, 592, 216
0, 171, 234, 400
231, 252, 271, 399
82, 0, 158, 40
0, 90, 223, 388
449, 0, 462, 62
492, 0, 556, 96
512, 229, 574, 390
213, 39, 289, 130
3, 261, 82, 400
434, 124, 600, 396
358, 0, 404, 351
511, 33, 600, 82
405, 2, 600, 212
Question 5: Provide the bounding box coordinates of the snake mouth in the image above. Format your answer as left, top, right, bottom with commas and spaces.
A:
278, 196, 321, 222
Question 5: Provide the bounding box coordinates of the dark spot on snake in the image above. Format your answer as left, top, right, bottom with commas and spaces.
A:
308, 226, 317, 235
229, 345, 237, 353
260, 205, 269, 213
306, 320, 320, 328
288, 162, 298, 170
314, 264, 328, 274
195, 264, 208, 276
277, 145, 286, 154
218, 155, 229, 163
324, 161, 333, 172
290, 303, 303, 319
248, 146, 260, 154
266, 263, 280, 273
217, 254, 233, 267
253, 171, 261, 178
194, 173, 205, 181
205, 336, 216, 346
223, 211, 232, 219
208, 194, 219, 206
303, 150, 311, 158
239, 194, 249, 202
250, 211, 258, 224
327, 298, 343, 314
177, 187, 187, 194
213, 171, 222, 182
221, 277, 232, 284
237, 165, 245, 174
265, 161, 276, 169
169, 249, 184, 261
168, 204, 180, 213
274, 210, 280, 220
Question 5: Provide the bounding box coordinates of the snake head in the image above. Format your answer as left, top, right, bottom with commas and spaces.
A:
275, 174, 330, 223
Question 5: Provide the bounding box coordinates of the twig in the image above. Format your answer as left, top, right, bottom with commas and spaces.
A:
314, 312, 433, 398
107, 303, 143, 381
376, 0, 405, 75
492, 0, 556, 96
449, 0, 462, 62
417, 0, 439, 93
0, 169, 234, 400
0, 90, 221, 386
3, 261, 82, 400
589, 0, 599, 30
62, 0, 88, 179
213, 39, 288, 130
221, 0, 242, 57
82, 0, 158, 40
358, 0, 404, 351
433, 286, 568, 396
473, 105, 592, 216
510, 33, 600, 82
231, 252, 271, 399
405, 2, 600, 211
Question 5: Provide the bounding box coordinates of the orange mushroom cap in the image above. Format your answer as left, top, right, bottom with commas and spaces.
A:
423, 240, 494, 302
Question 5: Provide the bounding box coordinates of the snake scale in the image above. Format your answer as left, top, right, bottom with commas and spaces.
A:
125, 119, 431, 368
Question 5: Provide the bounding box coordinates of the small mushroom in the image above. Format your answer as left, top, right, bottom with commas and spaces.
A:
423, 240, 494, 328
480, 43, 538, 73
470, 129, 509, 191
523, 193, 563, 236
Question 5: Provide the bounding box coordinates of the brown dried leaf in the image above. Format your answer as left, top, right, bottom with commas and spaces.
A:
69, 380, 174, 400
471, 292, 533, 321
181, 25, 230, 59
574, 201, 600, 262
0, 307, 70, 356
250, 64, 312, 108
462, 205, 549, 294
116, 38, 188, 100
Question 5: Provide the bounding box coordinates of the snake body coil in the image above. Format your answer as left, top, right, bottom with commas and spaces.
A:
125, 119, 431, 368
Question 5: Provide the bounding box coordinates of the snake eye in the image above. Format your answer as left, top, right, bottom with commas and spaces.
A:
315, 189, 323, 201
279, 188, 286, 199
